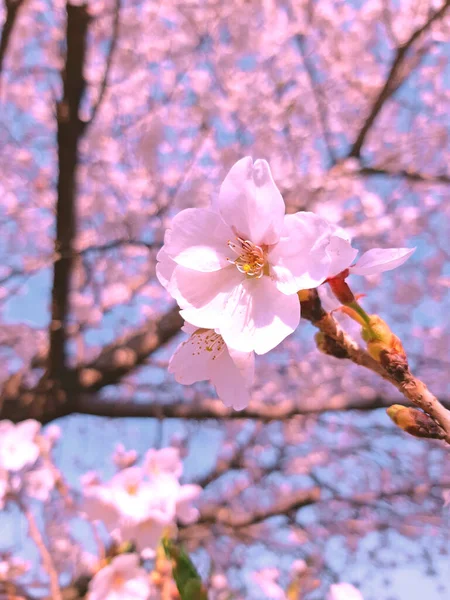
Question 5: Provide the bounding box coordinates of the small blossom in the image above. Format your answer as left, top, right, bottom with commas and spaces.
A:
0, 420, 41, 472
24, 466, 56, 502
158, 157, 345, 354
442, 489, 450, 507
112, 444, 138, 470
87, 553, 154, 600
327, 582, 364, 600
143, 447, 183, 480
0, 469, 8, 509
169, 323, 254, 410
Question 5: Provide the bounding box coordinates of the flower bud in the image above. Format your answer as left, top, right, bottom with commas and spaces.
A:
361, 315, 406, 363
387, 405, 446, 439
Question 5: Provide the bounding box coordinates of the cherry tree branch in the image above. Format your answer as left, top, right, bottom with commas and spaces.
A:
301, 290, 450, 444
49, 3, 90, 380
0, 0, 27, 78
358, 165, 450, 184
18, 500, 62, 600
0, 306, 183, 423
348, 0, 450, 158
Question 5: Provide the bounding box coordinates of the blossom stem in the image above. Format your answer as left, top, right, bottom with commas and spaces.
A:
18, 499, 63, 600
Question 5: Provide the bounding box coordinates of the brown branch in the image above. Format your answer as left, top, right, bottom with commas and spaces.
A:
302, 290, 450, 444
49, 4, 90, 379
18, 500, 62, 600
348, 0, 450, 158
358, 165, 450, 184
192, 487, 321, 529
0, 306, 183, 423
74, 393, 450, 422
0, 0, 27, 77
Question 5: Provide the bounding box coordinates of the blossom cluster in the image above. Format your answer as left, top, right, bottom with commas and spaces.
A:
81, 447, 201, 557
0, 419, 60, 507
157, 157, 414, 409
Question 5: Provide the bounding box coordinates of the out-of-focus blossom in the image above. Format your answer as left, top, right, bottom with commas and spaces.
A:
251, 568, 285, 599
143, 447, 183, 480
112, 444, 138, 470
81, 448, 201, 555
168, 323, 254, 410
0, 469, 8, 509
87, 553, 154, 600
442, 489, 450, 507
0, 420, 41, 472
158, 157, 345, 354
326, 582, 364, 600
24, 466, 56, 501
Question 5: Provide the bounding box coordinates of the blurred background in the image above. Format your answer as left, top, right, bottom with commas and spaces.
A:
0, 0, 450, 598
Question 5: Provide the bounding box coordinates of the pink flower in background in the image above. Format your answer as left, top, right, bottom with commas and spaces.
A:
251, 568, 285, 599
87, 553, 154, 600
143, 447, 183, 480
24, 466, 56, 502
326, 582, 364, 600
81, 447, 201, 554
159, 157, 342, 354
112, 444, 138, 470
0, 469, 8, 510
0, 420, 41, 472
169, 323, 254, 410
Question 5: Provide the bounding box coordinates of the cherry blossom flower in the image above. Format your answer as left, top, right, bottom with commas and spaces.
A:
0, 420, 41, 472
143, 447, 183, 480
0, 469, 8, 509
326, 582, 364, 600
87, 553, 154, 600
251, 568, 285, 599
158, 157, 344, 354
169, 323, 254, 410
81, 449, 201, 554
24, 466, 56, 502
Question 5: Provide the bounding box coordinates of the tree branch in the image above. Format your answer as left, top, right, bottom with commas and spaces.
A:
348, 0, 450, 158
0, 0, 27, 78
49, 3, 90, 379
0, 306, 183, 423
358, 165, 450, 184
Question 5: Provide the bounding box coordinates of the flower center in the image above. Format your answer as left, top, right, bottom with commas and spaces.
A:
192, 330, 226, 361
227, 237, 267, 278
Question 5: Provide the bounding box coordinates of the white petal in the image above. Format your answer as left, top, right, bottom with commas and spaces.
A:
327, 235, 359, 278
217, 157, 285, 245
270, 212, 332, 292
164, 208, 232, 272
176, 265, 243, 329
349, 247, 415, 276
220, 277, 300, 355
156, 248, 176, 291
210, 349, 252, 410
168, 330, 225, 385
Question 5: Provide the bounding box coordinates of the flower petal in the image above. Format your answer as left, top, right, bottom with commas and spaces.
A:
217, 157, 285, 245
176, 265, 243, 329
349, 247, 415, 276
270, 212, 332, 293
164, 208, 232, 272
156, 248, 176, 292
326, 235, 358, 278
168, 329, 226, 385
210, 348, 252, 410
220, 277, 300, 354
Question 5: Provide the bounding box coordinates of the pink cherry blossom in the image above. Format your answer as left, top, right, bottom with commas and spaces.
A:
0, 420, 41, 472
87, 553, 154, 600
159, 157, 341, 354
326, 582, 364, 600
169, 323, 254, 410
143, 447, 183, 480
0, 469, 8, 510
24, 466, 56, 502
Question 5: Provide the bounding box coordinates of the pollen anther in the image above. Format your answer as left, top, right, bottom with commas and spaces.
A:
227, 237, 266, 278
